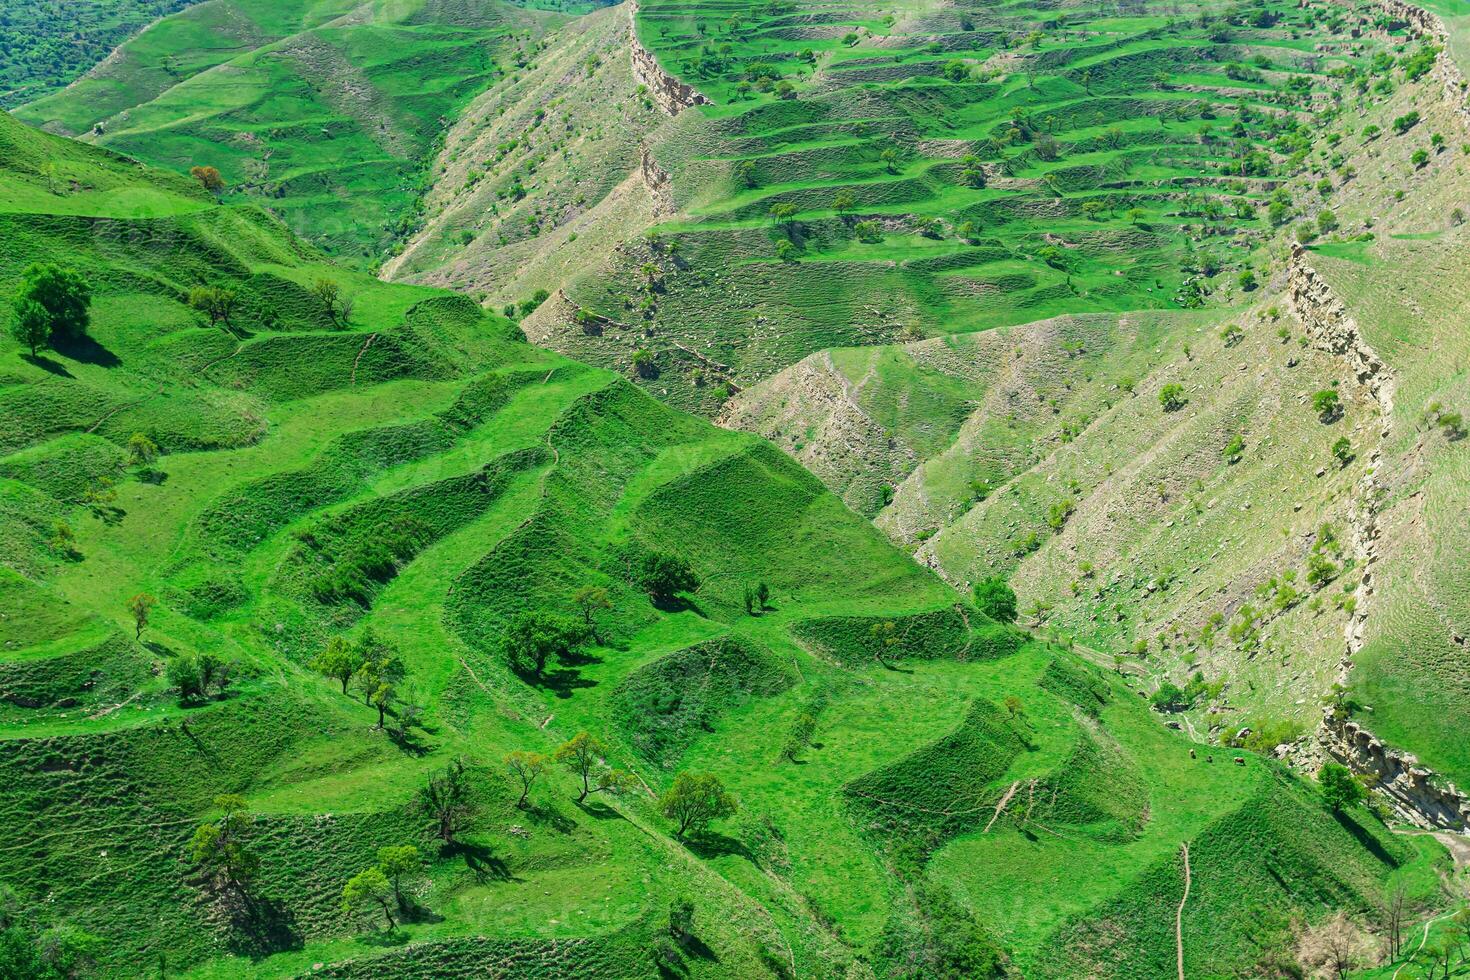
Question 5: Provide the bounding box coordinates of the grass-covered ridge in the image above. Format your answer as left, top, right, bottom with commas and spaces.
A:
0, 105, 1451, 977
457, 0, 1410, 414
15, 0, 568, 266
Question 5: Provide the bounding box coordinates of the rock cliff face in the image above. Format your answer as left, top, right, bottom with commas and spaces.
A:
1288, 245, 1470, 831
628, 3, 711, 116
1287, 244, 1394, 416
1320, 715, 1470, 829
1374, 0, 1470, 121
639, 144, 676, 215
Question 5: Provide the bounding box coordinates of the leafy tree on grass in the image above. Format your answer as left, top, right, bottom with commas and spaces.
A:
9, 299, 51, 355
658, 772, 737, 839
1159, 383, 1187, 412
1331, 437, 1352, 467
572, 585, 611, 640
311, 278, 342, 325
127, 432, 159, 471
1150, 682, 1192, 712
554, 731, 634, 803
500, 610, 586, 680
769, 202, 799, 233
1319, 762, 1365, 812
342, 867, 396, 933
128, 593, 156, 640
354, 629, 405, 707
1313, 388, 1342, 422
188, 286, 238, 330
631, 349, 658, 379
190, 795, 259, 897
189, 165, 225, 194
374, 845, 423, 913
973, 576, 1017, 623
633, 551, 699, 606
505, 750, 549, 808
168, 654, 204, 703
854, 220, 883, 243
16, 264, 91, 342
312, 636, 364, 695
869, 620, 899, 668
418, 758, 476, 846
832, 190, 855, 217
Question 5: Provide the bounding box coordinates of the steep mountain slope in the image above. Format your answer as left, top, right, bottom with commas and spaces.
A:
0, 105, 1449, 978
390, 0, 1402, 417
15, 0, 565, 265
721, 0, 1470, 836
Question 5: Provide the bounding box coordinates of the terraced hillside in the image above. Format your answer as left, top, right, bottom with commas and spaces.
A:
14, 0, 565, 265
1, 103, 1453, 978
386, 0, 1409, 413
721, 0, 1470, 838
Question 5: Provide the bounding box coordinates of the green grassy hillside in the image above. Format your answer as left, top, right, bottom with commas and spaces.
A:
0, 105, 1450, 978
439, 0, 1408, 413
14, 0, 566, 265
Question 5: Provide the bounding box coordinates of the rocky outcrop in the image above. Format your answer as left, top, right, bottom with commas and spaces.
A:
1289, 246, 1470, 831
628, 2, 711, 115
640, 145, 676, 215
1287, 244, 1394, 417
1373, 0, 1470, 122
1320, 714, 1470, 829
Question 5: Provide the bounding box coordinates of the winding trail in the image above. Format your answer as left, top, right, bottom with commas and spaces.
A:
350, 332, 378, 384
1176, 842, 1191, 980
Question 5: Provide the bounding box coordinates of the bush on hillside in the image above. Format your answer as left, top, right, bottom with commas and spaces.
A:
973, 577, 1017, 623
631, 550, 699, 607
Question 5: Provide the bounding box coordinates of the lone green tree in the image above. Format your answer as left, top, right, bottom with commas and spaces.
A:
190, 794, 259, 896
16, 264, 91, 343
554, 731, 633, 803
312, 636, 364, 695
127, 432, 159, 470
188, 286, 238, 329
500, 610, 586, 680
1319, 762, 1365, 812
375, 845, 422, 913
634, 551, 699, 606
572, 585, 611, 640
342, 867, 396, 933
1313, 388, 1342, 422
9, 299, 51, 355
128, 593, 157, 641
973, 576, 1018, 623
658, 772, 737, 840
418, 757, 476, 846
1159, 384, 1187, 412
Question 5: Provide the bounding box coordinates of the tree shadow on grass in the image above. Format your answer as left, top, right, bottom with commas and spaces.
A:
1332, 809, 1399, 867
683, 831, 751, 862
355, 927, 411, 949
226, 895, 302, 960
542, 667, 598, 699
574, 798, 623, 821
21, 353, 72, 378
446, 840, 516, 883
524, 800, 576, 833
399, 901, 444, 926
679, 934, 719, 962
52, 333, 120, 368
